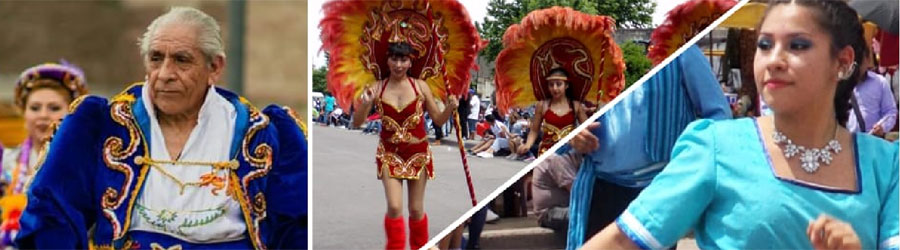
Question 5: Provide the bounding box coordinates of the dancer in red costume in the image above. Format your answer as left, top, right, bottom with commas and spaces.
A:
495, 7, 625, 158
516, 68, 589, 156
320, 1, 483, 249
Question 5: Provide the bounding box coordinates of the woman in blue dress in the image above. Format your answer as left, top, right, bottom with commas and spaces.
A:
583, 0, 898, 249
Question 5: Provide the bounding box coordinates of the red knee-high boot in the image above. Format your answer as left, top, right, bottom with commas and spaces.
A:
408, 214, 429, 250
385, 215, 406, 250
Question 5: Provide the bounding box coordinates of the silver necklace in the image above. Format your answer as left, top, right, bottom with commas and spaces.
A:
772, 125, 842, 173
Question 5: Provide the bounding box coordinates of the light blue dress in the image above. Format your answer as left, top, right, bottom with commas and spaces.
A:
616, 118, 899, 250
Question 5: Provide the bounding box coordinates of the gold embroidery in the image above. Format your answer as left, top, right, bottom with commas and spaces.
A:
242, 107, 273, 169
236, 102, 271, 250
377, 95, 426, 144
283, 106, 308, 141
134, 156, 237, 195
376, 142, 432, 180
541, 123, 574, 143
230, 172, 266, 250
68, 94, 90, 113
88, 239, 137, 250
101, 93, 142, 239
252, 192, 266, 216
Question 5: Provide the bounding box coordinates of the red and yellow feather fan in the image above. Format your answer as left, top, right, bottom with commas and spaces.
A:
320, 0, 484, 111
495, 7, 625, 114
647, 0, 737, 65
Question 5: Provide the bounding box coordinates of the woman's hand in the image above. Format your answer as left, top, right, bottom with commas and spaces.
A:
445, 95, 459, 111
570, 122, 600, 154
358, 87, 375, 106
517, 144, 530, 155
807, 214, 861, 250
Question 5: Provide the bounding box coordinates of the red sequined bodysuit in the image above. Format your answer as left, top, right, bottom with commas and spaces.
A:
375, 78, 434, 180
538, 102, 576, 155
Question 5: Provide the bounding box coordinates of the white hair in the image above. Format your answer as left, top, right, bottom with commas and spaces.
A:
138, 6, 225, 65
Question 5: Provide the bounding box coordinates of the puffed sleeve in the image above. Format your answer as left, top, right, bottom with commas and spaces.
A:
15, 96, 105, 248
878, 142, 898, 250
261, 105, 308, 249
614, 119, 718, 250
679, 46, 732, 120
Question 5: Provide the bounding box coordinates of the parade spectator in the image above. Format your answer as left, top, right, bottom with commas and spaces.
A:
324, 92, 336, 125
458, 90, 472, 140
532, 148, 581, 234
848, 51, 897, 137
468, 90, 481, 140
472, 114, 513, 158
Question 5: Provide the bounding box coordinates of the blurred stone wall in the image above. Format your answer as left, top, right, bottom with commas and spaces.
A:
246, 0, 308, 119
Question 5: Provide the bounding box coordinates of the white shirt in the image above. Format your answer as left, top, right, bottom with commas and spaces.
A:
468, 95, 480, 120
490, 121, 508, 139
131, 86, 246, 243
1, 145, 39, 193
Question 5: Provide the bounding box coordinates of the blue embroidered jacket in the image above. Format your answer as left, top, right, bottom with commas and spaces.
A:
15, 84, 308, 249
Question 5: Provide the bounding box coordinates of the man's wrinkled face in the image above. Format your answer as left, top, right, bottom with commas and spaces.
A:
145, 24, 222, 116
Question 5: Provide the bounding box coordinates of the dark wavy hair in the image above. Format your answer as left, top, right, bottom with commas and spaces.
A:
761, 0, 868, 126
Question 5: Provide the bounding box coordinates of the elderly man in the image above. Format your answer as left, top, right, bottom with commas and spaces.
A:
15, 7, 307, 249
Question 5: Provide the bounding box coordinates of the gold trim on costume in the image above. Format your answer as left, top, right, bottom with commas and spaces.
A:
237, 104, 271, 250
376, 142, 432, 180
377, 95, 426, 144
101, 94, 142, 239
283, 106, 308, 141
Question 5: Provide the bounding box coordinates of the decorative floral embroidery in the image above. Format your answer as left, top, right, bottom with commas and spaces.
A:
135, 203, 227, 236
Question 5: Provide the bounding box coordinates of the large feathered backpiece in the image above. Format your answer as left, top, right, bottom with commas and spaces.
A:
494, 7, 625, 114
320, 0, 484, 111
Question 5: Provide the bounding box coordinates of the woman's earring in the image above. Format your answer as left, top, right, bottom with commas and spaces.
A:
840, 62, 858, 80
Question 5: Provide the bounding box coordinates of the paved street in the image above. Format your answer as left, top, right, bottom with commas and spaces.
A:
312, 125, 530, 249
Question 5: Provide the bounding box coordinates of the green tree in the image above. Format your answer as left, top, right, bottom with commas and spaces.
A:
476, 0, 525, 63
477, 0, 655, 62
312, 65, 328, 94
593, 0, 655, 29
621, 41, 652, 89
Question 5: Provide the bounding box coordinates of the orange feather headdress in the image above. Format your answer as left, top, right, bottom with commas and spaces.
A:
494, 7, 625, 114
320, 0, 484, 111
647, 0, 737, 65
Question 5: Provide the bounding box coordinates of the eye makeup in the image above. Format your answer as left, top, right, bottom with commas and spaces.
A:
788, 37, 812, 50
757, 38, 773, 50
